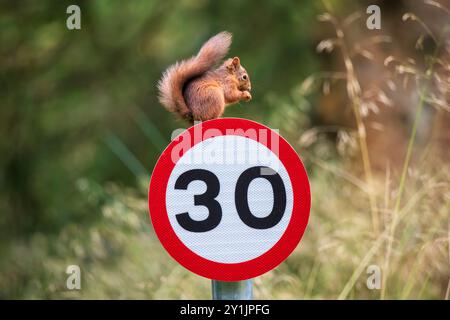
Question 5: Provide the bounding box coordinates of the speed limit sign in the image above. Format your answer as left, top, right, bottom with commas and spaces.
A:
148, 118, 310, 281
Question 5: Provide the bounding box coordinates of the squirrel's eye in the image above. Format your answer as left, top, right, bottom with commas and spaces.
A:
242, 74, 248, 80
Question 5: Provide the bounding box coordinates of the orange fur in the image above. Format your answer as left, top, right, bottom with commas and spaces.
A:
157, 32, 251, 124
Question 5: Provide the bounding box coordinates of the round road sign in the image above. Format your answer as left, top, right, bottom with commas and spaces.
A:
148, 118, 310, 281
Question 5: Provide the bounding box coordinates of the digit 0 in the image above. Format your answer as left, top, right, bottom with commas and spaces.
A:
235, 166, 286, 229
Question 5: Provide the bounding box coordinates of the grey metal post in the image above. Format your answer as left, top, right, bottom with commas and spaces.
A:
212, 280, 253, 300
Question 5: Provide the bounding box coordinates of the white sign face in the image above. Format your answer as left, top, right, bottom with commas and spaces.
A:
165, 135, 294, 263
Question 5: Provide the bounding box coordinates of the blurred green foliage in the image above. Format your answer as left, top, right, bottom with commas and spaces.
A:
2, 0, 448, 300
0, 0, 322, 297
0, 0, 321, 240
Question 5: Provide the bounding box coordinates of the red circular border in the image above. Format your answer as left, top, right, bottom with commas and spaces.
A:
148, 118, 311, 281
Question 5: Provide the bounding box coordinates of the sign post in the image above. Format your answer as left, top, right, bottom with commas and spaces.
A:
212, 280, 253, 300
148, 118, 311, 299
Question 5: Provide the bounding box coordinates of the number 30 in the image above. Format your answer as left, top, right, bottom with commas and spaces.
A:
174, 166, 287, 232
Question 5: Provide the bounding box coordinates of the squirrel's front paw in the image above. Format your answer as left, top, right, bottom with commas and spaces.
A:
242, 91, 252, 102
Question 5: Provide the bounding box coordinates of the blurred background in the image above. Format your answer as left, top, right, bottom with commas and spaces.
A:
0, 0, 449, 299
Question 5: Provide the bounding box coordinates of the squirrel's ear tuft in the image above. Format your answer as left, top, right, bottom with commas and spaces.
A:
226, 58, 238, 72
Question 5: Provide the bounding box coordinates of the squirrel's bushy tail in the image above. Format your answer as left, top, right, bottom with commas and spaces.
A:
157, 31, 232, 122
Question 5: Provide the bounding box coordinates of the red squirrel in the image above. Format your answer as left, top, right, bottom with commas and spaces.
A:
157, 31, 252, 124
